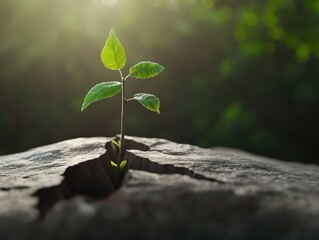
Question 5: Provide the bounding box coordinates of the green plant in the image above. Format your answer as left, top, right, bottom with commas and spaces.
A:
81, 28, 164, 170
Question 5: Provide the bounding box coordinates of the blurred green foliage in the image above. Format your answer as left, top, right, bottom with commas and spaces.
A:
0, 0, 318, 163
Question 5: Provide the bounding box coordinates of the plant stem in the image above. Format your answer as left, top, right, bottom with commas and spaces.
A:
119, 70, 125, 162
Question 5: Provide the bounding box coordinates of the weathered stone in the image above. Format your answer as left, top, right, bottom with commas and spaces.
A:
0, 136, 319, 239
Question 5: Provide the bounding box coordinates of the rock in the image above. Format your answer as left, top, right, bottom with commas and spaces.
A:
1, 136, 319, 239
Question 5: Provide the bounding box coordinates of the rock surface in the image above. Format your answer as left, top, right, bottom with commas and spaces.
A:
1, 136, 319, 239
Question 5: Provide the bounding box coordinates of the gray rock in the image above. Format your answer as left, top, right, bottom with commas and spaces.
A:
1, 136, 319, 240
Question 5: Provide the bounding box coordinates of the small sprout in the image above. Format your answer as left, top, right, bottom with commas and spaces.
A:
111, 139, 121, 148
110, 160, 127, 173
81, 28, 164, 171
119, 160, 127, 170
110, 160, 118, 168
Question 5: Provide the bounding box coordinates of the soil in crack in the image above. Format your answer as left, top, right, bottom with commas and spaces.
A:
34, 138, 221, 217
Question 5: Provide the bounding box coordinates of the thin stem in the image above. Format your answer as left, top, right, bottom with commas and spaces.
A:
119, 69, 124, 80
118, 69, 125, 162
124, 74, 130, 81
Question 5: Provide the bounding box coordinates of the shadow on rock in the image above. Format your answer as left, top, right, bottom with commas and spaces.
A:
34, 138, 221, 217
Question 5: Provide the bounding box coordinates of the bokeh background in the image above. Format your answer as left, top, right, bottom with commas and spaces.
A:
1, 0, 318, 163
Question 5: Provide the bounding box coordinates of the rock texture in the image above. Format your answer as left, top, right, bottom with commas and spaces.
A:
1, 136, 319, 240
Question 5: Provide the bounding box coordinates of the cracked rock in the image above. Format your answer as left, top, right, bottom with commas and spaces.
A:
0, 136, 319, 240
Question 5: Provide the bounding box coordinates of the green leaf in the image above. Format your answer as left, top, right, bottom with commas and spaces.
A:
111, 139, 120, 148
101, 28, 126, 70
120, 160, 127, 170
81, 81, 122, 111
110, 161, 118, 168
129, 61, 164, 79
132, 93, 160, 114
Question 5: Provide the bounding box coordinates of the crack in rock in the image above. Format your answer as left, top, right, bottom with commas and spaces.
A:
34, 139, 221, 217
0, 186, 29, 191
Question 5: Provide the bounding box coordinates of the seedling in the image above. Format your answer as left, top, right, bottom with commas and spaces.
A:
81, 28, 164, 170
110, 159, 127, 174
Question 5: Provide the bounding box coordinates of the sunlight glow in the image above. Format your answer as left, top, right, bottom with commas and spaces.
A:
101, 0, 118, 6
